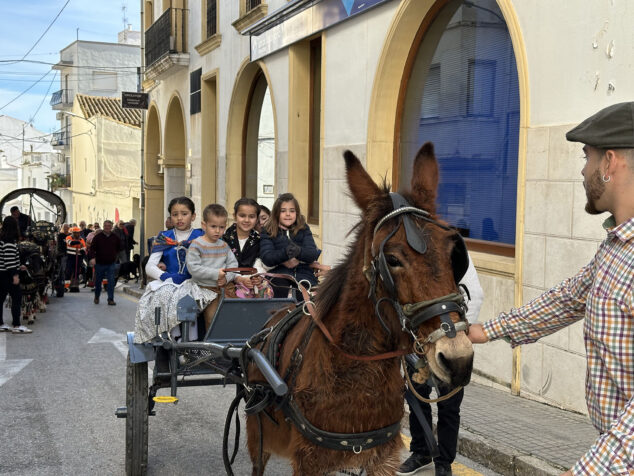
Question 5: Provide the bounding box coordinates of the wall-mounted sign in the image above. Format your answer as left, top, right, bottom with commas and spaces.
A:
248, 0, 393, 61
121, 91, 149, 109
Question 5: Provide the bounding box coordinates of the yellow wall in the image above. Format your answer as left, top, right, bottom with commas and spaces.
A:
70, 105, 141, 225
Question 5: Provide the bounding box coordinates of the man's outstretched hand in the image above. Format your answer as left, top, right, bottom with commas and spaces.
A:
468, 323, 489, 344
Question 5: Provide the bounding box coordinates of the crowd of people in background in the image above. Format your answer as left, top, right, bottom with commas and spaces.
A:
0, 210, 141, 334
0, 196, 327, 338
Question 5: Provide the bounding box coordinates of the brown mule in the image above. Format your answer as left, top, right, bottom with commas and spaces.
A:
245, 143, 474, 475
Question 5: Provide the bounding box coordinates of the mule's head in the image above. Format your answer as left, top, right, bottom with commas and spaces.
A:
344, 143, 473, 387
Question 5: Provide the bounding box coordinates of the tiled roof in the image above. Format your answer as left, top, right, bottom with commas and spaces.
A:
75, 94, 141, 127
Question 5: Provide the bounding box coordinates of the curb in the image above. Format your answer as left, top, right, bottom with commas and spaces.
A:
457, 427, 564, 476
121, 284, 143, 299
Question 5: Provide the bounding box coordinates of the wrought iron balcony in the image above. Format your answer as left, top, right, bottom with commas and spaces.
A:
247, 0, 262, 10
51, 131, 70, 148
145, 8, 188, 72
50, 89, 73, 109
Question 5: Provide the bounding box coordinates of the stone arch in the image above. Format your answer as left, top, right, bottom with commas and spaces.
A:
367, 0, 529, 393
225, 59, 278, 208
144, 103, 164, 238
162, 93, 187, 211
366, 0, 529, 185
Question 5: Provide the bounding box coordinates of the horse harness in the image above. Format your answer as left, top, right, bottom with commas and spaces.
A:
223, 194, 472, 472
364, 193, 471, 354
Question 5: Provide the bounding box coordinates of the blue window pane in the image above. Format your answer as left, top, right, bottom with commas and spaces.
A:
410, 0, 519, 245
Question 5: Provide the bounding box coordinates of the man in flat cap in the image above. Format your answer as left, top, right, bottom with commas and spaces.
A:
469, 102, 634, 475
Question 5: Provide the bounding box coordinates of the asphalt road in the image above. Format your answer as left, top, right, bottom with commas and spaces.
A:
0, 286, 498, 476
0, 287, 292, 476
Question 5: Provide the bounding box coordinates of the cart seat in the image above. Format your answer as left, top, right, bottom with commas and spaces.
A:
203, 295, 296, 345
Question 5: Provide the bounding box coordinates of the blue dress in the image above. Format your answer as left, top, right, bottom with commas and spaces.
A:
152, 228, 205, 279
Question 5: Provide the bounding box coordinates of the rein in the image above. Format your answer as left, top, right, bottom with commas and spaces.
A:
264, 271, 408, 362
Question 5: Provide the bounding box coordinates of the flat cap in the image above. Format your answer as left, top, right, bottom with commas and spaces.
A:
566, 101, 634, 148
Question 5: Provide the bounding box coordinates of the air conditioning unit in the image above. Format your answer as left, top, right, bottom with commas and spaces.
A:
56, 112, 64, 120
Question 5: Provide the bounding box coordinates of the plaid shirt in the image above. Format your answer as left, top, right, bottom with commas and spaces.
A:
483, 215, 634, 475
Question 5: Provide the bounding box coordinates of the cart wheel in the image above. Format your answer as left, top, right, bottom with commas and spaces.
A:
125, 353, 148, 476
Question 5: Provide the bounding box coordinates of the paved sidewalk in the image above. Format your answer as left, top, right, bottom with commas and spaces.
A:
412, 380, 597, 476
120, 282, 596, 476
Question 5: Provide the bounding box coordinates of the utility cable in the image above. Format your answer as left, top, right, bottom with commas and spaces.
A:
0, 69, 52, 112
15, 0, 72, 64
29, 71, 58, 123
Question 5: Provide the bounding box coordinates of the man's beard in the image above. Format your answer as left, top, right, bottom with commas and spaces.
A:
584, 168, 606, 215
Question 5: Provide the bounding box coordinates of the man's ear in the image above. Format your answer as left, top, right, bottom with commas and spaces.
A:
604, 149, 617, 176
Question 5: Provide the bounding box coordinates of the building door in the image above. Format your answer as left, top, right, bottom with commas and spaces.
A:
244, 71, 275, 210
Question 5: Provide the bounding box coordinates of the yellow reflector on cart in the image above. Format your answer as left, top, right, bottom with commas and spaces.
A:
153, 396, 179, 403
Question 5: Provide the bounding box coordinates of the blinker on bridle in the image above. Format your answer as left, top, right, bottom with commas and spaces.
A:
365, 193, 470, 344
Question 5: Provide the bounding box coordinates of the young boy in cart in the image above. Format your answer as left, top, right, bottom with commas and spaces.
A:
186, 204, 255, 332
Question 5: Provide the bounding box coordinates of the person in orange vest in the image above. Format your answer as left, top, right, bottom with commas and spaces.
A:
65, 226, 86, 293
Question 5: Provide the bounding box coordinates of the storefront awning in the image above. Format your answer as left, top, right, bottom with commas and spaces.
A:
244, 0, 394, 61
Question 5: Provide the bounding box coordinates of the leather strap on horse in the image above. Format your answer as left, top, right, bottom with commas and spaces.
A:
404, 389, 440, 458
283, 397, 401, 453
262, 271, 408, 362
401, 357, 463, 404
222, 387, 244, 476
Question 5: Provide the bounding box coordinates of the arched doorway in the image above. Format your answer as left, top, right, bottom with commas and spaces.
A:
226, 60, 277, 210
163, 94, 187, 212
144, 104, 164, 239
399, 0, 520, 251
244, 71, 275, 210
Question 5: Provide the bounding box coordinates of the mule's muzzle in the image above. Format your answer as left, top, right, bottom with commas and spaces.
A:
437, 352, 473, 387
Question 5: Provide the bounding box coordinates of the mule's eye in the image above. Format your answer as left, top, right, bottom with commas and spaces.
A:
385, 254, 402, 267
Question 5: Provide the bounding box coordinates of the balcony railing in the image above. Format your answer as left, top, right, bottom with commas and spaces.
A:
51, 131, 70, 147
247, 0, 262, 10
145, 8, 188, 69
50, 89, 73, 107
49, 173, 71, 190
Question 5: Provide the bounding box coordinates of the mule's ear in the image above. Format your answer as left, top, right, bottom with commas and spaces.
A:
411, 142, 439, 213
344, 150, 381, 209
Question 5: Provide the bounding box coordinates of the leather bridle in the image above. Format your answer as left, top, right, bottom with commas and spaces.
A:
363, 193, 470, 348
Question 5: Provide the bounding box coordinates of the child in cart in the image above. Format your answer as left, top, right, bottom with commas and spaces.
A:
222, 197, 273, 299
259, 193, 321, 298
186, 203, 243, 331
134, 197, 207, 343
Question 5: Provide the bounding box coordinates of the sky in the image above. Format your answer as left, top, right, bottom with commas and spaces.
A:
0, 0, 141, 134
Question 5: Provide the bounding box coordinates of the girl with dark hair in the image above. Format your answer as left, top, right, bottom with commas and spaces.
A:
135, 197, 206, 342
257, 205, 271, 233
145, 197, 203, 284
0, 217, 31, 333
222, 198, 273, 298
260, 193, 321, 298
223, 198, 261, 269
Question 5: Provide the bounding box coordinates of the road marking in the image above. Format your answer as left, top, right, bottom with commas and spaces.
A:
0, 333, 32, 387
88, 328, 128, 358
401, 433, 483, 475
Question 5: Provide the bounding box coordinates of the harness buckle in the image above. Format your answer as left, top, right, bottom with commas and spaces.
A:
302, 301, 315, 316
413, 338, 427, 356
